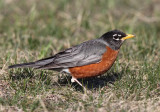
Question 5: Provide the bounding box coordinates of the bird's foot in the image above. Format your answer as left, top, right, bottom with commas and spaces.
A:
71, 77, 87, 94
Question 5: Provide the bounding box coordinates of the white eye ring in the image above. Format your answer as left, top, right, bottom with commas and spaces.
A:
113, 34, 117, 36
113, 37, 119, 40
113, 34, 121, 40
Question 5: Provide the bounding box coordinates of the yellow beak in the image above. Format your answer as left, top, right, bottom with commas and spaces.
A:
121, 34, 135, 40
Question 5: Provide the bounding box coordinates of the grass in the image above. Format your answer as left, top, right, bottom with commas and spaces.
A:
0, 0, 160, 111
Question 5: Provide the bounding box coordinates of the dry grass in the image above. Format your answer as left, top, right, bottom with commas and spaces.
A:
0, 0, 160, 111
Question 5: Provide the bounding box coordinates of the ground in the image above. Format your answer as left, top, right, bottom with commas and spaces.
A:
0, 0, 160, 112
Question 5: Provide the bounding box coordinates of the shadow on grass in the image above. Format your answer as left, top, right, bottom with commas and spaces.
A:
57, 71, 123, 91
9, 68, 123, 92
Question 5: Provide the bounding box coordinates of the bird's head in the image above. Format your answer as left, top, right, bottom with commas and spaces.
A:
100, 30, 135, 50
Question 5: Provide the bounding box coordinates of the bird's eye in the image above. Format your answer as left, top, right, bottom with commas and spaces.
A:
113, 34, 120, 40
113, 36, 119, 40
113, 34, 123, 41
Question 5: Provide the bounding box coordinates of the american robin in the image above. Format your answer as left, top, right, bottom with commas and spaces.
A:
9, 30, 135, 88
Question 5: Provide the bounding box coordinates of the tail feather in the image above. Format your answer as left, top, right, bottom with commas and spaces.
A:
8, 56, 55, 69
8, 62, 37, 69
8, 57, 54, 69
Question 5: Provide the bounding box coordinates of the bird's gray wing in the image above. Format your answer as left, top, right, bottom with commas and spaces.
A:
27, 39, 106, 69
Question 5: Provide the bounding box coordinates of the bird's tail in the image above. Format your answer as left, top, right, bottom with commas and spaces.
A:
8, 62, 37, 69
8, 56, 55, 69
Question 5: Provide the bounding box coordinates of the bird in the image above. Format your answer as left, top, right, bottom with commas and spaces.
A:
9, 30, 135, 89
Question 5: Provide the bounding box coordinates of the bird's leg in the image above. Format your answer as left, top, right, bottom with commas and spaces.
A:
71, 77, 87, 92
71, 77, 82, 86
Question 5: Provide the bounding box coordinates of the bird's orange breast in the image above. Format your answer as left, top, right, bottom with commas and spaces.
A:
69, 46, 119, 79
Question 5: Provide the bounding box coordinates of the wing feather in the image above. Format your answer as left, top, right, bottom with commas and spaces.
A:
37, 39, 106, 69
